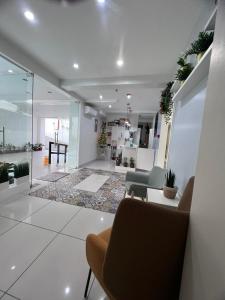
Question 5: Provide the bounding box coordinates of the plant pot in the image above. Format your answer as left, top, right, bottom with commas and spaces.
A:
197, 52, 205, 62
123, 163, 128, 167
0, 181, 9, 192
15, 175, 29, 185
130, 163, 135, 168
180, 80, 185, 86
163, 186, 178, 199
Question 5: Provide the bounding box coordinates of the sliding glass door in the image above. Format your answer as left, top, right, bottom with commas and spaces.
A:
0, 55, 33, 193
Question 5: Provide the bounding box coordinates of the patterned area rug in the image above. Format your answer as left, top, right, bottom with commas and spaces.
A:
30, 168, 126, 214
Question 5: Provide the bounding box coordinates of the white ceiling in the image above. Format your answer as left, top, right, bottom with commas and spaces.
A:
0, 0, 210, 113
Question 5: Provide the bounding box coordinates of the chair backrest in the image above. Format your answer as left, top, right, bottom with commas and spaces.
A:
148, 166, 167, 189
103, 198, 189, 300
178, 176, 195, 212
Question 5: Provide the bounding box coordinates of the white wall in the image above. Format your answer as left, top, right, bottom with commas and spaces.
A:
180, 2, 225, 298
167, 79, 207, 192
78, 103, 102, 166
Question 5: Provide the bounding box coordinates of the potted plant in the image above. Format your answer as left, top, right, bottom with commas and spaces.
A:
163, 170, 178, 199
130, 157, 135, 168
185, 31, 214, 62
159, 81, 174, 124
175, 57, 193, 84
116, 152, 122, 166
14, 162, 29, 184
123, 157, 128, 167
0, 164, 9, 191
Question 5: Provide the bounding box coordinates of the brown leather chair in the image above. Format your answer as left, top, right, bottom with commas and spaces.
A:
85, 177, 195, 300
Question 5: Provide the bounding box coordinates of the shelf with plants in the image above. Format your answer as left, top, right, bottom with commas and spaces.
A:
172, 43, 212, 103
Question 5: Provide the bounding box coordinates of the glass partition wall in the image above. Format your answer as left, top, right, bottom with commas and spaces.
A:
0, 55, 33, 193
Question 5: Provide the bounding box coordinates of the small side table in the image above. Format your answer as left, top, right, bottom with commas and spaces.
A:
147, 188, 179, 208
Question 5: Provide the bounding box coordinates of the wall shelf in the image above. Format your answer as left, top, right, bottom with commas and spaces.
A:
204, 6, 217, 31
172, 44, 212, 103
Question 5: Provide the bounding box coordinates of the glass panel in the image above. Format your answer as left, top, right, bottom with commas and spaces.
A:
0, 55, 33, 190
67, 101, 80, 169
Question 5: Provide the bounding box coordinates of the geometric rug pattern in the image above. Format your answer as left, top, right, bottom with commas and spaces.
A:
30, 168, 126, 214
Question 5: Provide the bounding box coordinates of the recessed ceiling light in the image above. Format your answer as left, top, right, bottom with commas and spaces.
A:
8, 69, 13, 73
24, 10, 35, 22
97, 0, 105, 4
108, 104, 112, 108
117, 59, 124, 67
126, 93, 132, 100
99, 95, 103, 100
64, 286, 70, 295
73, 63, 79, 69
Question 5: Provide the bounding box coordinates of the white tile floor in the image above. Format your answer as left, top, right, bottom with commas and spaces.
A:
0, 192, 114, 299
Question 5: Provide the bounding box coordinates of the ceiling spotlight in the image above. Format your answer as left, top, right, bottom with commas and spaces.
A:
73, 63, 79, 69
97, 0, 105, 4
117, 59, 124, 67
8, 69, 13, 73
99, 95, 103, 100
24, 10, 35, 22
108, 104, 112, 108
126, 93, 132, 100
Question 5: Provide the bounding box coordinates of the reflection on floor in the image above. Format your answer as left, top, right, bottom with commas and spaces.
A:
0, 160, 120, 298
0, 190, 113, 299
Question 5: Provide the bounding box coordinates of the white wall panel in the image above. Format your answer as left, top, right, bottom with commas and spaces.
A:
168, 79, 207, 192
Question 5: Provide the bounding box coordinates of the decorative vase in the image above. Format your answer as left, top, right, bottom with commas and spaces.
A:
197, 52, 205, 62
0, 181, 9, 192
130, 161, 135, 168
163, 186, 178, 199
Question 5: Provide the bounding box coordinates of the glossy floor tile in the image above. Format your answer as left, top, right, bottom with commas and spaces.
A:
62, 208, 114, 240
23, 201, 81, 232
0, 222, 56, 291
0, 217, 19, 237
88, 279, 108, 300
0, 195, 50, 221
9, 235, 89, 300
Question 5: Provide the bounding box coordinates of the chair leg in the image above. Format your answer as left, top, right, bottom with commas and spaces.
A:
84, 268, 92, 298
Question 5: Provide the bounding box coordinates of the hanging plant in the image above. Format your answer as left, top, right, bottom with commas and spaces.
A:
175, 57, 193, 83
159, 81, 174, 124
185, 31, 214, 61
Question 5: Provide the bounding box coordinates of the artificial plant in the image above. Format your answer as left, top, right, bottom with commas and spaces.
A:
175, 56, 193, 82
14, 162, 29, 178
159, 81, 174, 124
98, 130, 107, 146
185, 31, 214, 58
165, 170, 176, 188
0, 164, 8, 184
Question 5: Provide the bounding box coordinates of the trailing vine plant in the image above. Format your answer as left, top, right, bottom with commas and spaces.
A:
159, 81, 174, 124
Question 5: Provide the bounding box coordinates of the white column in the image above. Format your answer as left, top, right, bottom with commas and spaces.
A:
180, 1, 225, 299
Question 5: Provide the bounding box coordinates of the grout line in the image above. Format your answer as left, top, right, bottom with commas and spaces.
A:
57, 231, 85, 242
4, 207, 83, 295
4, 232, 59, 296
0, 291, 21, 300
0, 221, 21, 239
58, 207, 83, 234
